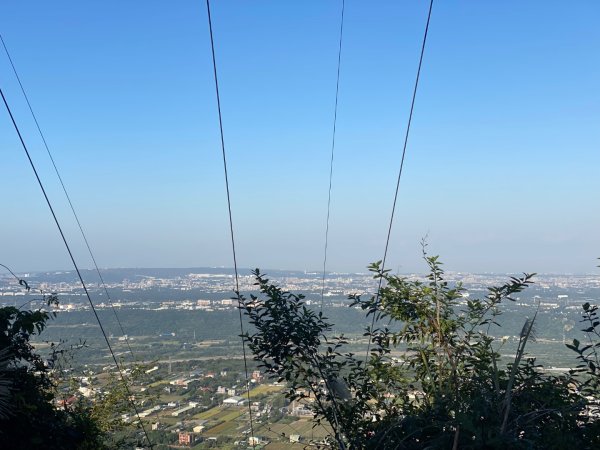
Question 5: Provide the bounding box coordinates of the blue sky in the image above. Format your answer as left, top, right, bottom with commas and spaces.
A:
0, 1, 599, 274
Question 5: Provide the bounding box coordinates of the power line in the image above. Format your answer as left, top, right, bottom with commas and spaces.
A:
0, 86, 153, 449
312, 4, 350, 439
320, 0, 345, 310
365, 0, 435, 362
0, 33, 136, 362
204, 0, 256, 446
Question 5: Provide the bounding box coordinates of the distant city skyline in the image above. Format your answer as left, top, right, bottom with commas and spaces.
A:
1, 1, 599, 275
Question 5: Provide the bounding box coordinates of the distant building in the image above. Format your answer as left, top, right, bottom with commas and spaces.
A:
171, 404, 196, 416
248, 436, 269, 446
291, 406, 312, 417
145, 365, 159, 374
159, 332, 176, 337
56, 395, 77, 408
290, 434, 302, 443
178, 432, 196, 446
251, 370, 263, 382
223, 396, 246, 406
139, 405, 161, 418
78, 386, 94, 398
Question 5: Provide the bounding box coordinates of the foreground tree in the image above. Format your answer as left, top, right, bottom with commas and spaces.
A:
0, 286, 106, 449
241, 250, 600, 449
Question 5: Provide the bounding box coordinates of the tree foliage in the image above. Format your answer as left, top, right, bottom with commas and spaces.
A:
241, 251, 600, 449
0, 289, 106, 449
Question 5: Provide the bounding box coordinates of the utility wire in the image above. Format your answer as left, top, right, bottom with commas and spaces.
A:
204, 0, 256, 446
0, 33, 136, 361
320, 0, 345, 310
365, 0, 435, 362
0, 87, 153, 449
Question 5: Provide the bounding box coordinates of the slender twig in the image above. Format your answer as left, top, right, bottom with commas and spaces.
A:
500, 299, 540, 434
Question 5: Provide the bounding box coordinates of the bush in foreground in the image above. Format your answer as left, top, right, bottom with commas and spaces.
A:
241, 251, 600, 449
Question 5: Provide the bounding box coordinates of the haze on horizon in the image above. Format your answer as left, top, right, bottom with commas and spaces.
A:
1, 1, 599, 276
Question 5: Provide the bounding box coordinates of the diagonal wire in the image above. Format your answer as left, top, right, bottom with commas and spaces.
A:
0, 86, 153, 449
204, 0, 256, 446
0, 33, 136, 362
320, 0, 345, 310
365, 0, 435, 362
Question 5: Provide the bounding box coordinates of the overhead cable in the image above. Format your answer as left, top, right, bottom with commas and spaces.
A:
0, 33, 136, 362
0, 86, 153, 449
204, 0, 256, 446
320, 0, 346, 310
365, 0, 435, 362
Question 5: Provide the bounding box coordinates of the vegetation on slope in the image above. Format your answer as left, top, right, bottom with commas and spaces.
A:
241, 251, 600, 449
0, 290, 106, 449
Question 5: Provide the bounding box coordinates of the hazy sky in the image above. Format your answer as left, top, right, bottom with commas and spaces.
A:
0, 1, 599, 275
